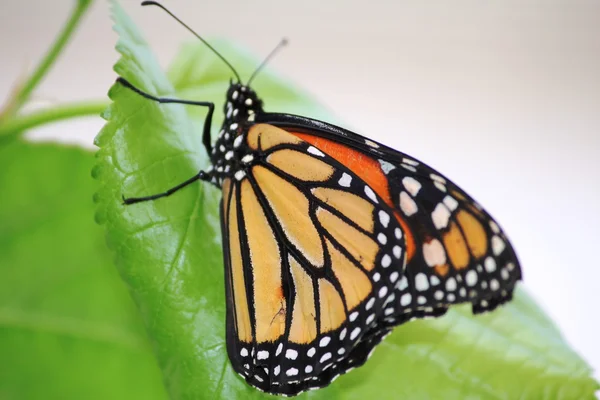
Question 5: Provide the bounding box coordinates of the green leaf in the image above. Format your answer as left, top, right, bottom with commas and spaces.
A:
94, 2, 599, 399
0, 140, 167, 400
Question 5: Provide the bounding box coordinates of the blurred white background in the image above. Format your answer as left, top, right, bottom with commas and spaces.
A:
1, 0, 599, 381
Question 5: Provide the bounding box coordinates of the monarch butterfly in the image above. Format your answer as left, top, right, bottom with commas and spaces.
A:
121, 1, 522, 396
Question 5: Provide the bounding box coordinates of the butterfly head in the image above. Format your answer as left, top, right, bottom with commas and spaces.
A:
225, 81, 263, 123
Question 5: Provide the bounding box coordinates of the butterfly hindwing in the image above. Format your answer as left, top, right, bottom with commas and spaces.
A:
383, 159, 521, 319
220, 124, 407, 395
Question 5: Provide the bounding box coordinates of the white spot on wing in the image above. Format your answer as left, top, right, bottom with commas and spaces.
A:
415, 273, 429, 291
366, 298, 375, 310
466, 270, 478, 286
378, 210, 390, 227
399, 191, 418, 216
402, 176, 422, 196
286, 349, 298, 360
434, 181, 446, 192
490, 221, 500, 233
381, 254, 392, 267
430, 173, 446, 183
491, 235, 505, 255
307, 146, 325, 157
378, 159, 396, 174
364, 186, 378, 203
234, 170, 246, 181
431, 203, 451, 230
490, 279, 500, 291
423, 239, 446, 267
394, 227, 402, 239
397, 276, 408, 290
233, 135, 244, 148
393, 245, 402, 259
484, 256, 496, 273
338, 173, 352, 187
241, 154, 254, 164
350, 327, 361, 340
365, 139, 379, 148
402, 158, 419, 166
443, 196, 459, 211
400, 293, 412, 306
446, 277, 457, 291
320, 353, 332, 363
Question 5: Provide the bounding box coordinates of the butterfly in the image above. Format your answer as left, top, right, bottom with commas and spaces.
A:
120, 1, 522, 396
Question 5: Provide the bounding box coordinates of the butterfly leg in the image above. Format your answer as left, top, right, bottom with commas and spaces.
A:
122, 171, 210, 205
116, 77, 215, 154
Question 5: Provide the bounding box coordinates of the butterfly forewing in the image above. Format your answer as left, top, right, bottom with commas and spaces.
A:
221, 124, 407, 394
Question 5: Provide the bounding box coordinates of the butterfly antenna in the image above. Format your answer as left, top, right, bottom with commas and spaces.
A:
247, 38, 288, 85
141, 1, 241, 83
